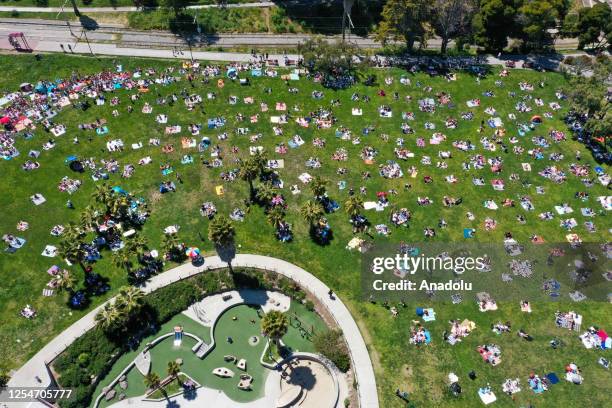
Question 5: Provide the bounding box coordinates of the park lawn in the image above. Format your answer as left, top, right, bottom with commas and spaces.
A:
0, 53, 610, 407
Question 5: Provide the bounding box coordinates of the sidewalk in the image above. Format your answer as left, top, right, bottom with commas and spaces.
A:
7, 254, 379, 408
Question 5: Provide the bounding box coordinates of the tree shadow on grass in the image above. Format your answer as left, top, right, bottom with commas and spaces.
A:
79, 14, 99, 31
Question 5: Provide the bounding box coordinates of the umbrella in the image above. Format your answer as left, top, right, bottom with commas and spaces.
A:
185, 247, 200, 258
20, 83, 33, 92
0, 116, 10, 125
531, 115, 542, 123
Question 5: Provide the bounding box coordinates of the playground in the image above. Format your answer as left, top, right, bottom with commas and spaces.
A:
91, 290, 327, 407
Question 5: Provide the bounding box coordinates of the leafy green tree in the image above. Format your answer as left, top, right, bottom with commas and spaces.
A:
301, 38, 361, 75
472, 0, 520, 52
162, 0, 189, 14
300, 200, 324, 227
565, 59, 611, 139
431, 0, 476, 54
516, 0, 564, 51
375, 0, 430, 51
261, 310, 288, 345
576, 3, 611, 52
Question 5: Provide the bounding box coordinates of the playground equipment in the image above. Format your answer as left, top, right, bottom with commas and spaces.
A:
8, 33, 32, 53
173, 326, 183, 346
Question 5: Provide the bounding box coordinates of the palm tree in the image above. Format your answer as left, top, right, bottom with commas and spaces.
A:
266, 207, 286, 230
58, 229, 87, 271
112, 248, 133, 273
261, 310, 289, 345
309, 176, 328, 199
80, 205, 101, 232
117, 286, 144, 316
300, 200, 324, 227
92, 184, 112, 212
127, 235, 148, 260
162, 234, 181, 260
345, 196, 364, 218
238, 158, 260, 200
144, 372, 162, 394
95, 303, 121, 332
167, 361, 182, 385
114, 194, 131, 218
208, 216, 236, 247
255, 182, 277, 206
55, 270, 77, 294
252, 149, 268, 172
208, 216, 236, 273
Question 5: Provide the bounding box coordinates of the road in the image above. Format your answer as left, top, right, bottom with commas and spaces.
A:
0, 18, 581, 51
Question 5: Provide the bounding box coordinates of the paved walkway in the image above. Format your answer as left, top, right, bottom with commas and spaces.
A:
0, 1, 275, 13
7, 254, 379, 408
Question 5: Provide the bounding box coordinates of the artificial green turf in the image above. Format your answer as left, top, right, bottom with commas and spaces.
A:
0, 53, 610, 407
93, 300, 325, 406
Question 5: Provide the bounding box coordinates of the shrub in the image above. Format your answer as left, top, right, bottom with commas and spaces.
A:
304, 299, 315, 312
313, 329, 351, 372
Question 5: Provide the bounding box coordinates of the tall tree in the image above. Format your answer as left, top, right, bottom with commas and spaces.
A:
472, 0, 520, 52
55, 270, 77, 294
95, 303, 121, 332
376, 0, 431, 51
345, 196, 364, 218
565, 59, 611, 139
144, 372, 162, 394
255, 182, 277, 206
117, 286, 144, 316
300, 200, 324, 227
575, 3, 611, 52
266, 206, 286, 230
208, 216, 236, 272
516, 0, 562, 51
167, 361, 182, 385
309, 176, 328, 199
92, 184, 113, 213
238, 158, 260, 200
58, 225, 87, 271
261, 310, 289, 345
112, 248, 133, 274
431, 0, 476, 54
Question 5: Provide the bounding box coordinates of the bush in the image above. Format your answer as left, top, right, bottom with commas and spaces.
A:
313, 329, 351, 372
304, 300, 315, 312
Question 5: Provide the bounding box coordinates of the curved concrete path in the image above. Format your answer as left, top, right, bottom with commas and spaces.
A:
7, 254, 379, 408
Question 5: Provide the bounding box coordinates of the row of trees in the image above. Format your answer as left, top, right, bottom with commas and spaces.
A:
376, 0, 610, 53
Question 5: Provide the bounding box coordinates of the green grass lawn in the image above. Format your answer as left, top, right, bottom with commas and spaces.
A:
0, 53, 610, 407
